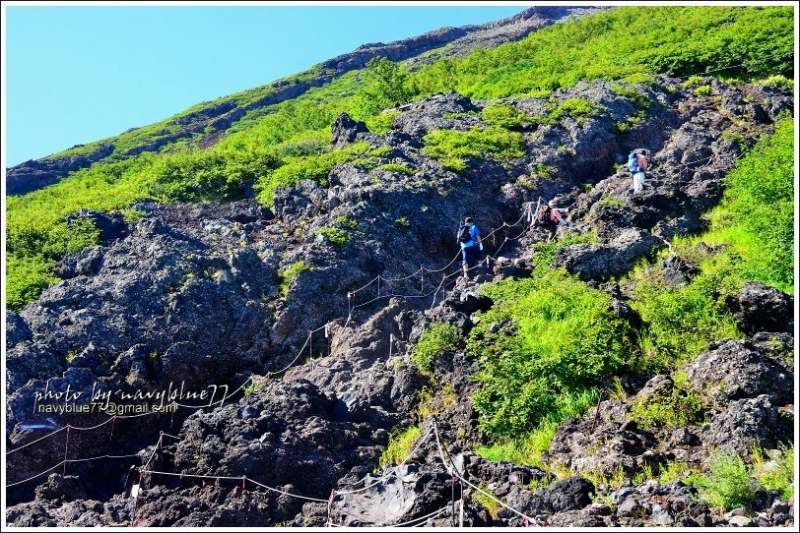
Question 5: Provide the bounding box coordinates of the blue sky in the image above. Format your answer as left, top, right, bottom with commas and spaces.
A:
2, 2, 531, 168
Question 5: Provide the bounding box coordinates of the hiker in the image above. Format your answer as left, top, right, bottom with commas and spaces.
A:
536, 200, 570, 241
628, 149, 648, 193
457, 216, 483, 278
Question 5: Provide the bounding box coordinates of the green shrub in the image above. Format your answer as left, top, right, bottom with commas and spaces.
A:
694, 85, 712, 97
254, 141, 370, 206
530, 163, 555, 181
316, 227, 351, 246
629, 371, 705, 429
658, 461, 694, 484
277, 261, 312, 297
473, 485, 502, 518
549, 98, 605, 124
481, 103, 534, 128
760, 74, 793, 88
422, 126, 525, 168
682, 76, 706, 89
469, 268, 636, 437
367, 146, 392, 158
5, 255, 58, 312
689, 118, 793, 292
688, 450, 755, 510
630, 269, 742, 372
336, 216, 358, 230
412, 322, 460, 371
475, 388, 597, 467
752, 443, 794, 500
610, 84, 651, 109
378, 163, 414, 175
380, 425, 422, 466
121, 208, 147, 225
365, 111, 400, 133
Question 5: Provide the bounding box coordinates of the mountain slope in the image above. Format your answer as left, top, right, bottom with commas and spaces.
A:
4, 5, 796, 528
6, 6, 604, 197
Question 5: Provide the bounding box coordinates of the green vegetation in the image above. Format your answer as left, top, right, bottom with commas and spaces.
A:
407, 6, 793, 98
335, 216, 358, 230
760, 74, 793, 89
530, 163, 555, 181
316, 227, 351, 247
549, 98, 605, 124
629, 371, 705, 429
414, 384, 458, 421
658, 461, 693, 484
481, 103, 535, 128
675, 117, 794, 293
412, 322, 460, 372
422, 126, 525, 172
365, 111, 401, 134
610, 84, 651, 109
277, 261, 312, 298
473, 485, 502, 518
4, 7, 796, 508
694, 85, 713, 97
687, 450, 755, 510
469, 264, 636, 437
476, 390, 596, 468
380, 425, 422, 466
254, 141, 372, 206
473, 116, 792, 463
630, 270, 743, 373
751, 443, 795, 501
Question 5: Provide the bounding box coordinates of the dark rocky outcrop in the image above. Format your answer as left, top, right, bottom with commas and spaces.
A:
6, 144, 114, 195
330, 113, 369, 148
725, 281, 795, 335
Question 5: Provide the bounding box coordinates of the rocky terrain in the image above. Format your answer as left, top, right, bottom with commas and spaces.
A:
5, 72, 795, 527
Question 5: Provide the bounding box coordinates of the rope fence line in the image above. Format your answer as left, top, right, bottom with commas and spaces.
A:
335, 424, 435, 498
132, 418, 539, 527
7, 375, 261, 459
7, 48, 786, 523
432, 422, 539, 526
5, 452, 141, 489
264, 143, 723, 377
5, 426, 67, 456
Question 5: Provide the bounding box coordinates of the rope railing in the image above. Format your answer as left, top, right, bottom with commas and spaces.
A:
5, 452, 141, 489
432, 422, 539, 526
334, 424, 435, 498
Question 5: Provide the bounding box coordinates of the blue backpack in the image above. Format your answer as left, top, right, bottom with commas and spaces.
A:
628, 152, 643, 174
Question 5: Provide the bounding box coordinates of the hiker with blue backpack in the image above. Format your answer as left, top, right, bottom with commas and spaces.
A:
628, 149, 649, 193
457, 216, 483, 278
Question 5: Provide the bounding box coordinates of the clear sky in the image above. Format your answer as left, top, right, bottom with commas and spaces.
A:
2, 2, 533, 168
